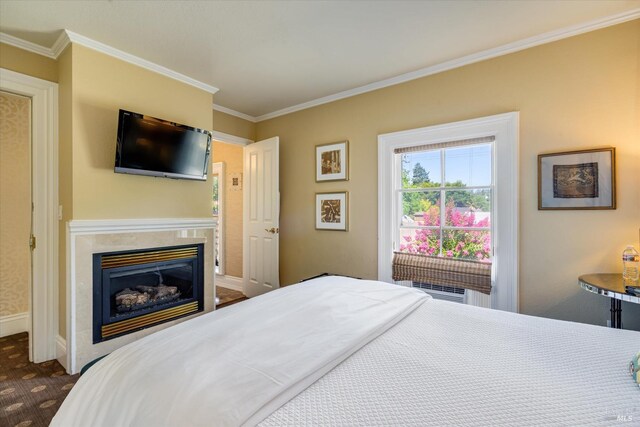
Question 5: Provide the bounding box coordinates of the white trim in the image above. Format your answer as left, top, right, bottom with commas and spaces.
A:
0, 313, 28, 337
216, 275, 244, 292
378, 112, 519, 313
67, 218, 217, 235
213, 104, 257, 123
56, 335, 67, 371
212, 162, 225, 276
0, 32, 57, 58
66, 225, 75, 372
211, 130, 253, 146
1, 68, 59, 362
50, 31, 71, 58
254, 9, 640, 122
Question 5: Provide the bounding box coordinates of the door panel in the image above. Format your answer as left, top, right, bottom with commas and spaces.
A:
243, 137, 279, 297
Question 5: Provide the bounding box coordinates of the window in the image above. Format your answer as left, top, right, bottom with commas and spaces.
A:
397, 141, 492, 262
378, 113, 519, 312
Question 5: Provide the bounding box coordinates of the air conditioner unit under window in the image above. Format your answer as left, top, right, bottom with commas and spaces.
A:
401, 281, 465, 303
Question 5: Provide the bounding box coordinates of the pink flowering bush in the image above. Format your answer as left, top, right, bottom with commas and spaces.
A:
399, 200, 491, 261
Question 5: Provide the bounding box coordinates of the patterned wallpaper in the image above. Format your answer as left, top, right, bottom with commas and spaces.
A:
0, 91, 31, 316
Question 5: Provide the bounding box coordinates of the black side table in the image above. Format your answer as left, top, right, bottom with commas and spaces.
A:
578, 273, 640, 329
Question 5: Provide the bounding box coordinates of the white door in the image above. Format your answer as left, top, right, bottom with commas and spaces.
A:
243, 137, 279, 297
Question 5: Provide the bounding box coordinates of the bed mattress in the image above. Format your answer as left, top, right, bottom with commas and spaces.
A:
262, 298, 640, 426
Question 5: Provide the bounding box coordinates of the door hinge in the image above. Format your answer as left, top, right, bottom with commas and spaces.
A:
29, 234, 36, 251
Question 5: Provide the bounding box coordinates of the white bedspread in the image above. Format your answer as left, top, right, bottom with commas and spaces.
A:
51, 277, 427, 427
261, 298, 640, 426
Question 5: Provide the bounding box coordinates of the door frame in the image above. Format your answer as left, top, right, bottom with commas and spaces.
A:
0, 68, 59, 362
211, 161, 226, 276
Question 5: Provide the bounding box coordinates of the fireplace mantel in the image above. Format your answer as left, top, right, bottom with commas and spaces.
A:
65, 218, 216, 374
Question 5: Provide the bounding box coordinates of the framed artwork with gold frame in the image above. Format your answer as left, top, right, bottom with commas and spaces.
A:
316, 141, 349, 182
538, 147, 616, 210
316, 192, 348, 231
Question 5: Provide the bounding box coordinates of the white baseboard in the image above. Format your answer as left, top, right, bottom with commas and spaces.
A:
56, 335, 67, 371
216, 275, 243, 292
0, 312, 28, 337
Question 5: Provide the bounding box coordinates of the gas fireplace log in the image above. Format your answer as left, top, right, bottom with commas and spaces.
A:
156, 285, 178, 299
136, 285, 157, 296
115, 288, 150, 308
136, 284, 178, 300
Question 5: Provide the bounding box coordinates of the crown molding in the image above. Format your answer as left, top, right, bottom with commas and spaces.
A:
63, 30, 218, 94
254, 8, 640, 122
1, 29, 219, 94
0, 32, 57, 58
212, 103, 257, 123
50, 30, 71, 57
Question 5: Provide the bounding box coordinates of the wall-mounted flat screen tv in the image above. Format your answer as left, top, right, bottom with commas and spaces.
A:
115, 109, 212, 181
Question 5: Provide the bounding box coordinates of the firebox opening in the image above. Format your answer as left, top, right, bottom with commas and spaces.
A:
93, 244, 204, 343
111, 263, 192, 317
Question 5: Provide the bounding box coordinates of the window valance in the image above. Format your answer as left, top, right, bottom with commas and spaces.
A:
393, 135, 495, 154
392, 252, 492, 295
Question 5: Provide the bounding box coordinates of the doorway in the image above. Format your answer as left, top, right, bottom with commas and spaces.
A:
0, 68, 59, 364
0, 91, 32, 342
211, 139, 247, 307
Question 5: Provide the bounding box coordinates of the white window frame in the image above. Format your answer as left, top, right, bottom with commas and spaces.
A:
378, 113, 519, 312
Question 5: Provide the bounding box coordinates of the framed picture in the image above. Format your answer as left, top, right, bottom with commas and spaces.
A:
316, 141, 349, 182
316, 192, 348, 231
228, 172, 242, 191
538, 147, 616, 210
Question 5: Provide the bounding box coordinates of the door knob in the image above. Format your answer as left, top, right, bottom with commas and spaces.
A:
264, 227, 279, 234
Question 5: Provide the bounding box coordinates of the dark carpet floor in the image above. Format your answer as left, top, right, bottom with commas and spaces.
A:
216, 285, 247, 308
0, 332, 79, 427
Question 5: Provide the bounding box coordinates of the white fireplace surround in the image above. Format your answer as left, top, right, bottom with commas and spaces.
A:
65, 218, 217, 374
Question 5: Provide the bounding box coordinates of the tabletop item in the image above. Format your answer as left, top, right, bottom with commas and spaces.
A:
623, 245, 639, 285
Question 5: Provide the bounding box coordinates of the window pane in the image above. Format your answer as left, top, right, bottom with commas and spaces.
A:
401, 151, 441, 188
444, 144, 491, 187
399, 228, 440, 256
401, 191, 440, 226
442, 229, 491, 261
444, 189, 491, 227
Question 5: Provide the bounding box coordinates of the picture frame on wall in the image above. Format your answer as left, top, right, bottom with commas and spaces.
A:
316, 192, 348, 231
538, 147, 616, 210
316, 141, 349, 182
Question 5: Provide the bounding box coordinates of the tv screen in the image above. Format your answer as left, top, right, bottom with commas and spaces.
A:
115, 110, 212, 181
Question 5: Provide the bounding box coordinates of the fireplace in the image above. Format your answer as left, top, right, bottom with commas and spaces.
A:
93, 244, 204, 343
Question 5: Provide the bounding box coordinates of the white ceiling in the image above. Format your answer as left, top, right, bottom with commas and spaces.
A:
1, 1, 638, 119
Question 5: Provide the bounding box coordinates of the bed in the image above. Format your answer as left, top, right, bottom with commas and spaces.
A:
52, 276, 640, 426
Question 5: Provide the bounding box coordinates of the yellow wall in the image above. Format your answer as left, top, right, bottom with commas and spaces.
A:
213, 109, 256, 141
69, 45, 214, 219
212, 142, 244, 278
0, 92, 31, 317
0, 42, 58, 83
256, 20, 640, 329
